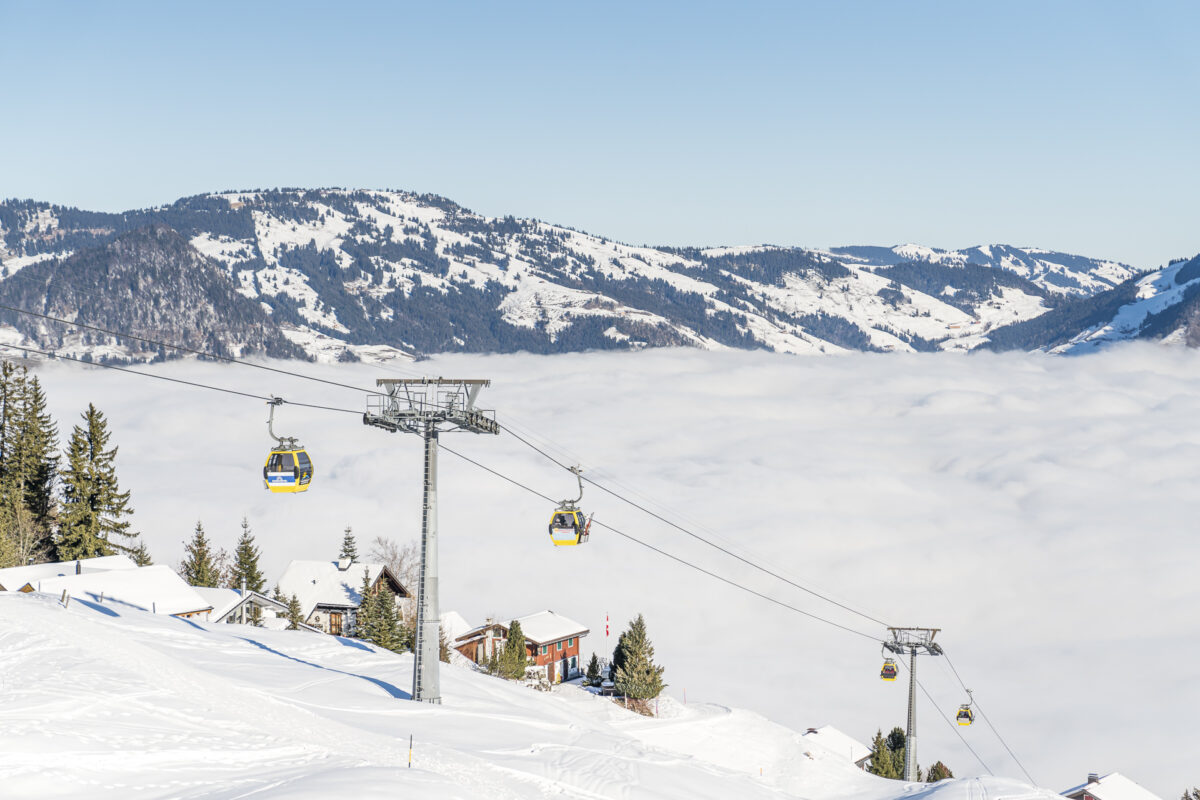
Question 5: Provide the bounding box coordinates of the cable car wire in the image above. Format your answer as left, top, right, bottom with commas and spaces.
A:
898, 657, 995, 775
436, 440, 884, 643
0, 342, 361, 415
941, 651, 1035, 784
499, 422, 893, 629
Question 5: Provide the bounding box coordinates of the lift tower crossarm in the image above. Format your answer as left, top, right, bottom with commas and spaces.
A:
363, 377, 498, 705
883, 627, 942, 782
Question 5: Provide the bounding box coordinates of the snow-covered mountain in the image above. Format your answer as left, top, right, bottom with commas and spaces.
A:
980, 253, 1200, 354
0, 190, 1150, 362
0, 589, 1062, 800
828, 243, 1136, 297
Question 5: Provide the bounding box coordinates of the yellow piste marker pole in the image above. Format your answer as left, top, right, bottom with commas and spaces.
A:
408, 734, 413, 768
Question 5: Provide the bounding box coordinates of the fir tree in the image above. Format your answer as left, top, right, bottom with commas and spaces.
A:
57, 404, 137, 560
339, 525, 358, 562
867, 730, 901, 778
373, 587, 406, 652
130, 541, 153, 566
486, 646, 499, 676
867, 727, 911, 779
926, 762, 953, 782
585, 652, 602, 686
611, 630, 629, 677
1181, 789, 1200, 800
613, 614, 665, 701
354, 567, 379, 642
228, 517, 265, 593
500, 620, 528, 680
439, 627, 451, 663
286, 593, 304, 629
12, 375, 59, 529
0, 487, 38, 568
180, 521, 221, 587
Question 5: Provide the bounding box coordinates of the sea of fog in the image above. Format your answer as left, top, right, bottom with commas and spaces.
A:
30, 344, 1200, 796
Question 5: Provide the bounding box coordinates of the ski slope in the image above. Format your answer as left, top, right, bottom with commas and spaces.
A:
0, 590, 1059, 800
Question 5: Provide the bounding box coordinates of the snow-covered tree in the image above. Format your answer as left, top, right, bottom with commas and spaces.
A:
180, 521, 221, 587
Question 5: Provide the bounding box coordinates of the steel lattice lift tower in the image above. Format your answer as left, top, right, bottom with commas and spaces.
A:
884, 627, 943, 781
364, 378, 499, 704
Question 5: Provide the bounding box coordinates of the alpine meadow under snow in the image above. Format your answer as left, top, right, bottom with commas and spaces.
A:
4, 344, 1196, 798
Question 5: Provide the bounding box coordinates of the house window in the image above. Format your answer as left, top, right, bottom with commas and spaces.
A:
540, 645, 547, 655
556, 641, 563, 651
329, 612, 343, 636
568, 637, 574, 647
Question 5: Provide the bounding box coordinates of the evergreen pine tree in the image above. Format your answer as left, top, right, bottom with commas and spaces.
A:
613, 614, 665, 700
57, 404, 137, 559
339, 525, 358, 562
1181, 789, 1200, 800
373, 588, 406, 652
228, 517, 265, 593
130, 541, 153, 566
180, 521, 221, 587
500, 620, 528, 679
585, 652, 601, 686
611, 630, 629, 677
867, 730, 896, 778
354, 567, 379, 642
926, 762, 953, 782
0, 361, 25, 475
0, 486, 38, 568
439, 627, 450, 663
20, 376, 60, 532
286, 593, 304, 629
486, 646, 499, 676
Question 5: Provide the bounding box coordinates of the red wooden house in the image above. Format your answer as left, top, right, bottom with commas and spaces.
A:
454, 610, 589, 683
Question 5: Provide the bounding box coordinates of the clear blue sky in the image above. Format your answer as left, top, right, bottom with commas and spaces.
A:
2, 1, 1197, 267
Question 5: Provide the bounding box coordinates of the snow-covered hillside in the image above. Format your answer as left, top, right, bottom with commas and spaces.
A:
0, 590, 1059, 800
0, 191, 1145, 361
828, 244, 1137, 297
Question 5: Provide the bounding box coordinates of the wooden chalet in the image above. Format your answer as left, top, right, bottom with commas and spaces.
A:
455, 610, 589, 683
276, 558, 409, 636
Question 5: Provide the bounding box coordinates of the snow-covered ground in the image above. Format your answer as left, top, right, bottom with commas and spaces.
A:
0, 590, 1062, 799
17, 345, 1200, 797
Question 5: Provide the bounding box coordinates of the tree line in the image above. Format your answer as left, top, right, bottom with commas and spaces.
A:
0, 363, 145, 569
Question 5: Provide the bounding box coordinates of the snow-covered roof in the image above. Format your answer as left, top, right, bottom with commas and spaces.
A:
26, 565, 212, 617
1062, 773, 1163, 800
276, 560, 406, 618
440, 610, 472, 642
0, 555, 137, 591
458, 610, 589, 646
800, 725, 871, 764
192, 587, 287, 622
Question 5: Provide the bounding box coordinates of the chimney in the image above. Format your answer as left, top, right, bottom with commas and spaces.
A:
337, 558, 352, 571
1088, 774, 1100, 785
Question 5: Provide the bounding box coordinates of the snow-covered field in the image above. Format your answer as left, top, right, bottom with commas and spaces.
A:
0, 591, 1062, 799
17, 345, 1200, 797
